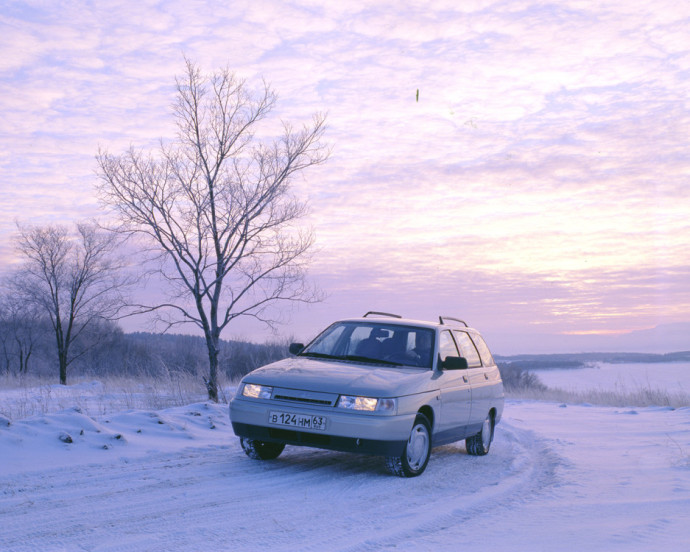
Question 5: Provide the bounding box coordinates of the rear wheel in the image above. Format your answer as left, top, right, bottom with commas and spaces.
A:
240, 438, 285, 460
466, 412, 494, 456
385, 413, 432, 477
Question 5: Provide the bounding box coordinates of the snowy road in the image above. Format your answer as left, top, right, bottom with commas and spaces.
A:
1, 401, 689, 551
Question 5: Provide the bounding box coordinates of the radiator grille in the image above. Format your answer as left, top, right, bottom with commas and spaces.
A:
273, 394, 333, 406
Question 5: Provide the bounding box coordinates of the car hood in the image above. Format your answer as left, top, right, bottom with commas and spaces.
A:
243, 357, 439, 397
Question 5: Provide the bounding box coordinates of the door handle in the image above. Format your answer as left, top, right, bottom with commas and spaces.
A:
484, 373, 489, 380
463, 376, 468, 383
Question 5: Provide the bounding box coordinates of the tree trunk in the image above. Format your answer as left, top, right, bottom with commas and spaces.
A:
24, 349, 31, 375
59, 350, 68, 385
204, 333, 219, 402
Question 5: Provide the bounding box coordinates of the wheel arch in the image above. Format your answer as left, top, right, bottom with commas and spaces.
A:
417, 404, 435, 430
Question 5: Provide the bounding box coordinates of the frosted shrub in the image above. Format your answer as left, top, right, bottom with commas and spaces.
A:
498, 364, 547, 392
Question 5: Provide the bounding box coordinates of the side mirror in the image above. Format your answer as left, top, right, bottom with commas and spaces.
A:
289, 342, 305, 355
442, 356, 469, 371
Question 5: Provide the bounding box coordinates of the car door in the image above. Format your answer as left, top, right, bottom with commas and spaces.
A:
469, 330, 503, 416
453, 330, 488, 426
436, 330, 472, 442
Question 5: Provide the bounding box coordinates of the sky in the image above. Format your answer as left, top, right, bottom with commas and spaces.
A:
1, 0, 689, 354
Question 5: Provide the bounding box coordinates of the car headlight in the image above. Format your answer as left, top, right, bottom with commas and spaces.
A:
241, 383, 273, 400
337, 395, 397, 413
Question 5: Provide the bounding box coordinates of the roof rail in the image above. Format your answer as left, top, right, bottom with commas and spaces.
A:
363, 311, 402, 319
439, 316, 468, 327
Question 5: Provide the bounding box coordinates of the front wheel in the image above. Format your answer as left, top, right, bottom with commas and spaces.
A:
385, 413, 432, 477
240, 438, 285, 460
466, 412, 494, 456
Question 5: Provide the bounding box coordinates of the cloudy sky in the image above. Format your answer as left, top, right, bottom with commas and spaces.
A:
1, 0, 689, 353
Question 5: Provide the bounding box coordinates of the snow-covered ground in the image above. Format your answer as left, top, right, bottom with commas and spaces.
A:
1, 373, 689, 551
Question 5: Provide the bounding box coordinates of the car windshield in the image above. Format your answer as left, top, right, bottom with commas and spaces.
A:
301, 322, 435, 369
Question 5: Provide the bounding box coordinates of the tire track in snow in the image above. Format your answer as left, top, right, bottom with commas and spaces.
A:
0, 421, 563, 552
303, 421, 564, 552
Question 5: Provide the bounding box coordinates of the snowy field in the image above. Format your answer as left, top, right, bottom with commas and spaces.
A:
537, 361, 690, 395
1, 368, 689, 551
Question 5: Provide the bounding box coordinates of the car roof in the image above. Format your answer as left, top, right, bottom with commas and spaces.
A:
337, 316, 479, 333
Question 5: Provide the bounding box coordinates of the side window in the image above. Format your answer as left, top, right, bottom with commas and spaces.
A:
452, 331, 482, 368
470, 334, 495, 366
439, 330, 459, 362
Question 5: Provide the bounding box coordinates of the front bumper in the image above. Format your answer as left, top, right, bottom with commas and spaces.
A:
230, 397, 415, 457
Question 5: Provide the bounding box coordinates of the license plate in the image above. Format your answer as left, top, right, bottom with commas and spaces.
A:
269, 411, 327, 431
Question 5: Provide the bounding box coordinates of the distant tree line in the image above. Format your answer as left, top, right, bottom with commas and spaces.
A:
0, 311, 545, 393
0, 312, 289, 382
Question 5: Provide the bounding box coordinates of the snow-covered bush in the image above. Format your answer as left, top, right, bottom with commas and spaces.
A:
498, 363, 547, 392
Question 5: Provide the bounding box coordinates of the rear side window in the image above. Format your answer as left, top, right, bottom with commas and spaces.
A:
452, 331, 482, 368
470, 334, 495, 366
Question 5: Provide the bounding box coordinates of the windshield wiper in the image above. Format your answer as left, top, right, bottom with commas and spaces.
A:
299, 352, 340, 359
300, 352, 401, 366
341, 355, 401, 366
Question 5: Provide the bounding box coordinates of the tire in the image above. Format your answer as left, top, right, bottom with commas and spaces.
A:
466, 412, 494, 456
240, 438, 285, 460
385, 413, 432, 477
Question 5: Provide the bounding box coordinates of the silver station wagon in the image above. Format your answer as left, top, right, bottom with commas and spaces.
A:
230, 312, 504, 477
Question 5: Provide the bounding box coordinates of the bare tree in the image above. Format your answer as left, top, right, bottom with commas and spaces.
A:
0, 298, 13, 374
0, 291, 43, 376
13, 222, 126, 385
96, 59, 328, 401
